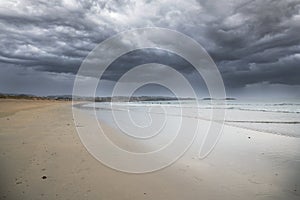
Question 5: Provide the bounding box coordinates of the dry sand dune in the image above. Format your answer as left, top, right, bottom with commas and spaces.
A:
0, 99, 299, 200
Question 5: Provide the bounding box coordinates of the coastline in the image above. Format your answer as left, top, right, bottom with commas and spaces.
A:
1, 99, 299, 199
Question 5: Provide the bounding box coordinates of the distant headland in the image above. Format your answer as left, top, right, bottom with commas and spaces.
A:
0, 93, 236, 102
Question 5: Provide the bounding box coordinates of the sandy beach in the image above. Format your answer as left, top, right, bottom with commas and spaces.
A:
1, 99, 300, 200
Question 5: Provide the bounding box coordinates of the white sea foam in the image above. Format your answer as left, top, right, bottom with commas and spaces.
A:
82, 100, 300, 137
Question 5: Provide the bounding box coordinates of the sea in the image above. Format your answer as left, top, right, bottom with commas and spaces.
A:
81, 99, 300, 138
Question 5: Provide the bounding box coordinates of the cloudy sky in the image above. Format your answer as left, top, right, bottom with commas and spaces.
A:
0, 0, 300, 99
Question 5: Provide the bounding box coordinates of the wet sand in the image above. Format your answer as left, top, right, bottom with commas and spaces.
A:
0, 99, 299, 200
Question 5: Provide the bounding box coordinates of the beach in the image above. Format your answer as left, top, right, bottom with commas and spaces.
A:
1, 99, 300, 200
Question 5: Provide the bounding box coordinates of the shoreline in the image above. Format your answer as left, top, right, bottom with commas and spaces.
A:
1, 99, 299, 199
77, 101, 300, 138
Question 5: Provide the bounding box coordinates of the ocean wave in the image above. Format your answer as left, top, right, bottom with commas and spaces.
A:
84, 101, 300, 114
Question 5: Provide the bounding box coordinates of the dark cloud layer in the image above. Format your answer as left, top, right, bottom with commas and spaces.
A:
0, 0, 300, 96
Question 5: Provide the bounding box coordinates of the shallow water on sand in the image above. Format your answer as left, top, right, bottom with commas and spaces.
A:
82, 100, 300, 137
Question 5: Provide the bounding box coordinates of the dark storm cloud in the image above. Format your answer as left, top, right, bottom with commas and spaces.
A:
101, 49, 197, 80
0, 0, 115, 73
0, 0, 300, 91
198, 0, 300, 87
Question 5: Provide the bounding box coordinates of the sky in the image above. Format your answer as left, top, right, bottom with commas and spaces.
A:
0, 0, 300, 99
